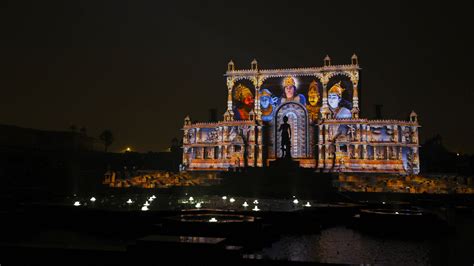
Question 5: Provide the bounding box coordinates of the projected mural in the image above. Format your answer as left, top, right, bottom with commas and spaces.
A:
182, 55, 420, 174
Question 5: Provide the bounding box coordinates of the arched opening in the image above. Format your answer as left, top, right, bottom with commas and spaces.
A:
274, 102, 309, 158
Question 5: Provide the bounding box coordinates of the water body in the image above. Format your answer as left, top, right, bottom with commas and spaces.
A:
260, 225, 474, 265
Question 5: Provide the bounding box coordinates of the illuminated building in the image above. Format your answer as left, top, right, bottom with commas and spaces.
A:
182, 55, 420, 174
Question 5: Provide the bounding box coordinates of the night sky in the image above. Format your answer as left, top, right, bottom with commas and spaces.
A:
1, 1, 473, 153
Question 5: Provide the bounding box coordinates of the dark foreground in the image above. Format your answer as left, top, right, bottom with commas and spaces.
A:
1, 190, 474, 265
2, 168, 474, 265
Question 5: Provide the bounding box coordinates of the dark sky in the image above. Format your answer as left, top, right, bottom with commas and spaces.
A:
1, 1, 473, 153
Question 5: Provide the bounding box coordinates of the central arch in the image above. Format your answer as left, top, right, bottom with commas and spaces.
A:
274, 102, 309, 158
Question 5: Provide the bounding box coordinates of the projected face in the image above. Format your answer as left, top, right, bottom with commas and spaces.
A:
284, 86, 295, 99
308, 91, 319, 106
260, 95, 271, 109
243, 95, 254, 106
328, 93, 341, 109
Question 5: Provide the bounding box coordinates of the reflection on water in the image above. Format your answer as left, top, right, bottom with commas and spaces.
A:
261, 226, 432, 265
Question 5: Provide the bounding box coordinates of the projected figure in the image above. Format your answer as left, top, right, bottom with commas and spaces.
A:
328, 82, 351, 119
233, 84, 254, 120
279, 116, 292, 158
260, 88, 277, 122
306, 80, 320, 121
280, 76, 306, 105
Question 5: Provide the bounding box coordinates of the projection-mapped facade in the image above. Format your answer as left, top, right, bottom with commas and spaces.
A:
182, 55, 420, 174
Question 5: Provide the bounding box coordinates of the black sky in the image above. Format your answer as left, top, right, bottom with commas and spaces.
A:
1, 1, 473, 153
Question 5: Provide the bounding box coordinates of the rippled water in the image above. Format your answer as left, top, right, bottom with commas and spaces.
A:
259, 226, 461, 265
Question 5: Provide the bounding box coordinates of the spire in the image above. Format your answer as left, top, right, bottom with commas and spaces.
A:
410, 110, 418, 123
184, 115, 192, 126
251, 58, 258, 71
227, 59, 235, 71
351, 53, 358, 65
324, 55, 331, 67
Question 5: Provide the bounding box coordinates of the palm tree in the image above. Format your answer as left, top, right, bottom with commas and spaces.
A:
99, 130, 114, 152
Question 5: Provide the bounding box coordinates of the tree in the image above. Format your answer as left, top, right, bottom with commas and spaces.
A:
99, 130, 114, 152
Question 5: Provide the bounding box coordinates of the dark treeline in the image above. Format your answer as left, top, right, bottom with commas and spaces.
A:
420, 134, 474, 175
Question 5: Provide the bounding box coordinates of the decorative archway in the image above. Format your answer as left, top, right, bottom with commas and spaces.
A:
274, 102, 309, 158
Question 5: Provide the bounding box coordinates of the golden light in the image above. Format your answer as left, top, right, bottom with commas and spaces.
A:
125, 147, 131, 152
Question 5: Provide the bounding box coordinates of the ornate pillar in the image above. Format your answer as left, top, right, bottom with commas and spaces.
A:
361, 124, 366, 142
362, 144, 367, 159
354, 144, 359, 159
413, 147, 420, 174
225, 77, 235, 120
401, 126, 406, 143
412, 126, 418, 144
386, 146, 389, 160
183, 129, 188, 144
318, 124, 324, 144
350, 71, 360, 118
223, 145, 227, 159
398, 146, 403, 160
320, 74, 330, 119
393, 125, 399, 143
366, 125, 371, 142
196, 128, 201, 143
252, 75, 264, 121
318, 144, 323, 164
224, 126, 229, 142
257, 125, 263, 167
325, 124, 330, 141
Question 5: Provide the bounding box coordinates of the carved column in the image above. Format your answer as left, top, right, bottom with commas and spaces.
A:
196, 128, 201, 142
325, 124, 331, 141
318, 124, 324, 144
394, 125, 399, 143
350, 71, 360, 118
413, 147, 420, 174
252, 75, 264, 122
412, 126, 419, 144
183, 129, 188, 144
226, 77, 235, 120
320, 74, 330, 119
222, 126, 227, 142
257, 126, 263, 167
366, 125, 371, 142
401, 126, 406, 143
318, 144, 323, 163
